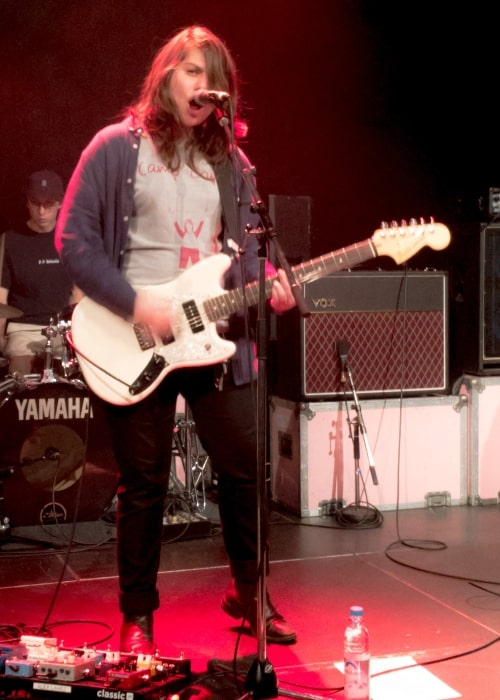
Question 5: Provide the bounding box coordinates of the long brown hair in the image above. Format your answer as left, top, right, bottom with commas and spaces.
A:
129, 26, 242, 173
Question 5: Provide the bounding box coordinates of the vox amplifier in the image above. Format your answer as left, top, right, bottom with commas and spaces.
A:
272, 270, 448, 399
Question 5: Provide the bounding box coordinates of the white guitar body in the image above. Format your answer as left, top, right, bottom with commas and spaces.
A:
69, 221, 451, 405
70, 255, 236, 405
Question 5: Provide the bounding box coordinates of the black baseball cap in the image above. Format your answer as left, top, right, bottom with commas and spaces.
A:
27, 170, 64, 202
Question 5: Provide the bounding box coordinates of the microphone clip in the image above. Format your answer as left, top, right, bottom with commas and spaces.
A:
336, 339, 350, 385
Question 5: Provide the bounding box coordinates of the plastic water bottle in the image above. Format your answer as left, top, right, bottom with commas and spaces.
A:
343, 605, 370, 700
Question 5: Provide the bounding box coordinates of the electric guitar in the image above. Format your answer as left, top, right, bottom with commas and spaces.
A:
69, 220, 451, 405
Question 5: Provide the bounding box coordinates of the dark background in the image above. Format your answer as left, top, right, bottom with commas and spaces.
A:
1, 0, 499, 380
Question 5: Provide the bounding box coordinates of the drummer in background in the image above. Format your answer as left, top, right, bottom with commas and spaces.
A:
0, 170, 78, 375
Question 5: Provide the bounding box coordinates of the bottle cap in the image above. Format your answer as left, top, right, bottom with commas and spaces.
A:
349, 605, 364, 616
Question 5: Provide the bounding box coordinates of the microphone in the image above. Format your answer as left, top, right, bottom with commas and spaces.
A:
193, 89, 231, 107
21, 447, 62, 465
44, 447, 62, 460
336, 339, 350, 384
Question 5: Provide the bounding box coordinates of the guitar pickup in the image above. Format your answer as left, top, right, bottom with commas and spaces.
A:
129, 354, 167, 395
182, 300, 205, 334
133, 322, 155, 350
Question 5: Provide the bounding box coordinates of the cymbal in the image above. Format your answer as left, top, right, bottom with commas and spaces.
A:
0, 303, 23, 319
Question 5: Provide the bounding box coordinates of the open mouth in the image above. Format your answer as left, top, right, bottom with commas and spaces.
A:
189, 99, 202, 110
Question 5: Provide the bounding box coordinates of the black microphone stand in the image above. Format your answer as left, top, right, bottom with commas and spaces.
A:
336, 341, 380, 528
0, 464, 14, 543
217, 110, 310, 699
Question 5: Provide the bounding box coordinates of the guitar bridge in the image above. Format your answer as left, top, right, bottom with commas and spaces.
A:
134, 322, 155, 350
129, 354, 167, 395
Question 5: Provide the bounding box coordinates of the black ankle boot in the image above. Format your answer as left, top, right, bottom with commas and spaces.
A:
120, 613, 157, 654
221, 580, 297, 644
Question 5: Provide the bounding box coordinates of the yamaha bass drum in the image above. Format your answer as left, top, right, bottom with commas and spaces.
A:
0, 380, 117, 527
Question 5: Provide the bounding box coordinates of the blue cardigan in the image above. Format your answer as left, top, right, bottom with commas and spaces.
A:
55, 116, 262, 385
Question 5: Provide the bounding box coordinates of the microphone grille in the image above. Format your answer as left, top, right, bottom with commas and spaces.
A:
336, 339, 349, 356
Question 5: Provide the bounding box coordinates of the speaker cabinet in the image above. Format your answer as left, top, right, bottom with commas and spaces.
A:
268, 194, 311, 263
272, 270, 448, 399
480, 225, 500, 366
450, 223, 500, 380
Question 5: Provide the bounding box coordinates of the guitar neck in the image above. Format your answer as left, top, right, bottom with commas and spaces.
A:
204, 238, 376, 323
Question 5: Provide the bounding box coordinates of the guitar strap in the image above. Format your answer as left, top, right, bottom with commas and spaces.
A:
214, 156, 245, 256
214, 154, 257, 357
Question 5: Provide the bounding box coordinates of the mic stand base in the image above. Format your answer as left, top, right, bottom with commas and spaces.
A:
336, 503, 380, 527
240, 656, 278, 699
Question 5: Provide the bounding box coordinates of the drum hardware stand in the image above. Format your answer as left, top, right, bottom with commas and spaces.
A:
40, 316, 79, 382
176, 402, 210, 511
0, 464, 14, 542
335, 340, 380, 527
56, 312, 79, 379
168, 403, 211, 514
41, 321, 58, 383
0, 372, 25, 408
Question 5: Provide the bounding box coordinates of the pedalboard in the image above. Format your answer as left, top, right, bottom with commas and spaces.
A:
0, 635, 191, 698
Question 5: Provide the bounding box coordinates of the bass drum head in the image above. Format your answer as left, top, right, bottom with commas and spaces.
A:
1, 381, 118, 527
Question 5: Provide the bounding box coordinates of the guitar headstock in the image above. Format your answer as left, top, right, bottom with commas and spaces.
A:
372, 218, 451, 265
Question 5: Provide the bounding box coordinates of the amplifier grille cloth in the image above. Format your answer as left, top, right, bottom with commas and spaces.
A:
303, 310, 445, 396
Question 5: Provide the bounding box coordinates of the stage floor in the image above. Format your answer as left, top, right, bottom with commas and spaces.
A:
1, 496, 500, 699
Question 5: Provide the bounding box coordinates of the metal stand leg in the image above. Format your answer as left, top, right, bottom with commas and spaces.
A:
41, 320, 58, 384
335, 340, 381, 528
0, 472, 13, 542
168, 403, 211, 514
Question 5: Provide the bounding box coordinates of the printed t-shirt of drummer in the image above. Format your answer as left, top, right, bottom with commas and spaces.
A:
122, 134, 223, 288
0, 225, 73, 325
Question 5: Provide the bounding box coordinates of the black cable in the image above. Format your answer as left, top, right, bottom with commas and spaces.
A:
33, 387, 94, 634
384, 538, 500, 587
335, 502, 384, 529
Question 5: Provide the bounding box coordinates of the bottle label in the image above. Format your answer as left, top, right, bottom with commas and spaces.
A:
344, 656, 370, 700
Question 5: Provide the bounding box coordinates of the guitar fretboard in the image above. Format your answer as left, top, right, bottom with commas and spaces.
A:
203, 238, 376, 322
